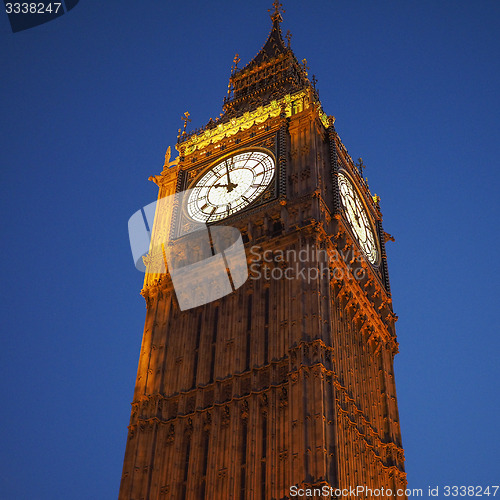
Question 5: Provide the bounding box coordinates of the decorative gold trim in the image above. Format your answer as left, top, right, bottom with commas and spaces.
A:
179, 90, 331, 155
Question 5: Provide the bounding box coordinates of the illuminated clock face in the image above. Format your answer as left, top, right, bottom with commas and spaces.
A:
338, 172, 378, 264
187, 150, 275, 222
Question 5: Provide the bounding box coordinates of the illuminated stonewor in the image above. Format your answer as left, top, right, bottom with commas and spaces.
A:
119, 4, 406, 499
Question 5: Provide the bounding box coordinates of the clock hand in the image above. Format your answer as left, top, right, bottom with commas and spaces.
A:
214, 181, 239, 192
225, 161, 239, 192
206, 206, 217, 223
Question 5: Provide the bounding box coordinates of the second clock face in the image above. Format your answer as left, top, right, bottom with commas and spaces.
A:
338, 172, 378, 264
187, 150, 275, 222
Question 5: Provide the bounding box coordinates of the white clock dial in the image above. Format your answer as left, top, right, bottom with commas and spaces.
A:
338, 172, 378, 264
187, 150, 275, 222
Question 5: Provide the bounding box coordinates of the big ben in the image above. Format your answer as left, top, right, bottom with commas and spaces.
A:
119, 3, 406, 499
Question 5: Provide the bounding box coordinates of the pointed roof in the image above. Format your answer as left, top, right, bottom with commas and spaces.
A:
219, 3, 314, 118
178, 3, 318, 141
238, 13, 288, 74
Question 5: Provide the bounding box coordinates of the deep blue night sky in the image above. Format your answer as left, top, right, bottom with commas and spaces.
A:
1, 1, 499, 499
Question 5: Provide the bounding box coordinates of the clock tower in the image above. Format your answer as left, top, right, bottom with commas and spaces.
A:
120, 4, 406, 500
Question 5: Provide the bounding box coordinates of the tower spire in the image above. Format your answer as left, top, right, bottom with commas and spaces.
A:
268, 1, 285, 24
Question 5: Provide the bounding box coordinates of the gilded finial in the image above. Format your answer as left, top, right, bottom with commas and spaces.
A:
285, 30, 292, 48
311, 74, 318, 90
181, 111, 191, 134
163, 146, 179, 169
231, 53, 240, 75
355, 157, 365, 176
164, 146, 172, 166
301, 58, 309, 76
268, 0, 285, 23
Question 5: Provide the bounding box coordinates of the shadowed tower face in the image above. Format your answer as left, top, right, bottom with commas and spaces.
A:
119, 4, 406, 499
